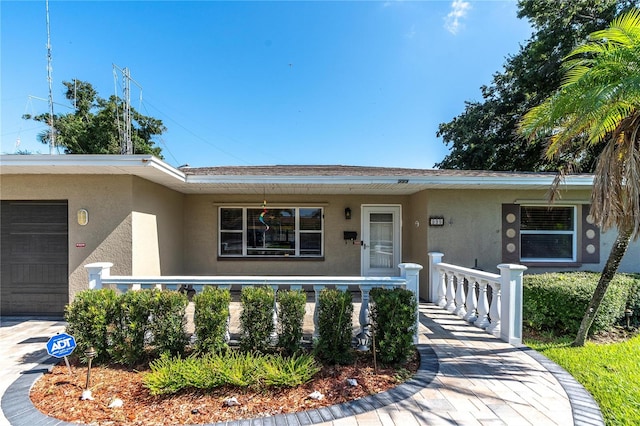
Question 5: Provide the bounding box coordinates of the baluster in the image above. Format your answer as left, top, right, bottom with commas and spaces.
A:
487, 282, 501, 337
312, 285, 324, 340
358, 285, 372, 350
437, 269, 447, 307
445, 272, 456, 312
475, 280, 490, 329
453, 274, 467, 317
463, 278, 478, 323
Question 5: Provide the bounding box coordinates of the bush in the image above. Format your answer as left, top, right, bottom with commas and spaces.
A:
623, 275, 640, 328
370, 287, 417, 365
277, 289, 307, 355
523, 272, 628, 336
240, 286, 276, 352
108, 289, 154, 366
143, 351, 320, 395
314, 288, 354, 364
148, 290, 189, 357
65, 289, 117, 363
193, 287, 231, 354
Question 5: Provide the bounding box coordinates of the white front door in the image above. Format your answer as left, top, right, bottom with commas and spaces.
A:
361, 205, 401, 276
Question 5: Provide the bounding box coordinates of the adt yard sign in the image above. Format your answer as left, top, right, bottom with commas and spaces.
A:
46, 333, 76, 358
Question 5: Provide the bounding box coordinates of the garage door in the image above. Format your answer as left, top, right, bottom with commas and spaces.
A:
1, 201, 68, 316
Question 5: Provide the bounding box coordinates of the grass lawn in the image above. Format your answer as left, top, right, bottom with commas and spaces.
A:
526, 333, 640, 426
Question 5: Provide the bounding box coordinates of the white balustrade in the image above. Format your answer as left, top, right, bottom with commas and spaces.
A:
85, 262, 422, 346
428, 252, 526, 345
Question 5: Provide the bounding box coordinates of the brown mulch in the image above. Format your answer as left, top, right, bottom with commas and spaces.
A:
31, 352, 419, 426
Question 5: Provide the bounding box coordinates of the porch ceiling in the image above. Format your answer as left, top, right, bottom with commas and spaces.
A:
0, 154, 595, 195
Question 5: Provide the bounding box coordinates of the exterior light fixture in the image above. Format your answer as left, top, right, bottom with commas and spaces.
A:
77, 208, 89, 226
345, 207, 352, 220
625, 308, 633, 330
84, 346, 97, 389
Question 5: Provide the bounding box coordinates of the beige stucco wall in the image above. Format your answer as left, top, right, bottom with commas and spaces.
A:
183, 193, 414, 276
131, 177, 184, 275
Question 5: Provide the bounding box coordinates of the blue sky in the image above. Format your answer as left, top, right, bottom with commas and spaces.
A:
1, 1, 533, 169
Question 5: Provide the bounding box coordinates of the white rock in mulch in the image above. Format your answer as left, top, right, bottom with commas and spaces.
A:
308, 391, 324, 400
80, 390, 94, 401
108, 398, 124, 408
346, 378, 358, 386
223, 397, 240, 407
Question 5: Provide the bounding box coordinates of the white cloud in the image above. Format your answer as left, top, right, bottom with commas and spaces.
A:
444, 0, 471, 35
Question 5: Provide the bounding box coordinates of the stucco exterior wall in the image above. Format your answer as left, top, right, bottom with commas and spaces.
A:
0, 174, 134, 302
131, 177, 184, 275
183, 193, 412, 276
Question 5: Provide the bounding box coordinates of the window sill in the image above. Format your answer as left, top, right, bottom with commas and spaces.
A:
521, 262, 582, 268
217, 256, 325, 262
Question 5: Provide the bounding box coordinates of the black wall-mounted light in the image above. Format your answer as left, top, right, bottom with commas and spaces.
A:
345, 207, 352, 220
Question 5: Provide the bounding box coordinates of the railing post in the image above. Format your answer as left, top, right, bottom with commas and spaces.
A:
475, 280, 490, 329
454, 273, 467, 318
463, 278, 478, 323
399, 263, 423, 344
428, 252, 444, 304
85, 262, 113, 290
497, 264, 527, 345
445, 272, 456, 312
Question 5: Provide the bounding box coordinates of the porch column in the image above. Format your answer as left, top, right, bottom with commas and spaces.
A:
427, 252, 444, 303
497, 263, 527, 345
399, 262, 423, 344
85, 262, 113, 290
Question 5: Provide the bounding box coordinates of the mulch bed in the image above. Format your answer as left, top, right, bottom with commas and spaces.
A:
30, 352, 419, 425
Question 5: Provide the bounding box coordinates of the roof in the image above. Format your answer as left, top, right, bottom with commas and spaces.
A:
0, 154, 595, 195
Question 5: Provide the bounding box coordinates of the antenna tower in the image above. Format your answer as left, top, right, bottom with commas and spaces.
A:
113, 65, 140, 155
45, 0, 56, 154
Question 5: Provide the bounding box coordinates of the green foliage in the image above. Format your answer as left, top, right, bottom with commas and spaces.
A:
239, 286, 275, 353
370, 288, 417, 365
314, 289, 354, 365
624, 278, 640, 328
527, 334, 640, 426
108, 289, 154, 366
64, 289, 117, 363
143, 351, 320, 396
277, 289, 307, 355
193, 287, 231, 354
23, 79, 165, 156
523, 273, 629, 336
147, 290, 189, 357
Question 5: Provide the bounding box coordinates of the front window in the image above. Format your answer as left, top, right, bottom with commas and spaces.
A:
219, 207, 323, 258
520, 206, 576, 262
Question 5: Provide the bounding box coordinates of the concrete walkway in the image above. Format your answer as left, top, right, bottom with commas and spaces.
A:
0, 303, 604, 426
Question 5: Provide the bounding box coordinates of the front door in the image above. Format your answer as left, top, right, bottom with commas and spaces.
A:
361, 205, 401, 276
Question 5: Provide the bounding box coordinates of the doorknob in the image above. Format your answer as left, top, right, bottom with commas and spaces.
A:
362, 242, 367, 249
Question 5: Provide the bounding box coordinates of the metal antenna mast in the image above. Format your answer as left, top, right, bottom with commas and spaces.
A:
122, 67, 132, 154
113, 65, 141, 155
45, 0, 56, 154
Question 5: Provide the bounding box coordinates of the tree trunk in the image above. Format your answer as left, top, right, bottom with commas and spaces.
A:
572, 227, 633, 347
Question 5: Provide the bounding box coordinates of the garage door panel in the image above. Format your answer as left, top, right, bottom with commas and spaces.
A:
1, 200, 68, 316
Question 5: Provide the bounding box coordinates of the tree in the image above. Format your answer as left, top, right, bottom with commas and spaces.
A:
519, 9, 640, 346
436, 0, 638, 171
23, 79, 165, 157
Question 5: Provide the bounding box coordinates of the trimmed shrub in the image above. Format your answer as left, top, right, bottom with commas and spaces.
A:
314, 288, 354, 364
370, 287, 417, 365
193, 287, 231, 354
108, 289, 154, 366
523, 272, 628, 336
623, 275, 640, 328
148, 290, 189, 357
65, 288, 117, 363
143, 351, 320, 395
277, 289, 307, 355
240, 286, 276, 352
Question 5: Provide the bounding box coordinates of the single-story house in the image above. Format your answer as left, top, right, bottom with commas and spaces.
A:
2, 154, 638, 316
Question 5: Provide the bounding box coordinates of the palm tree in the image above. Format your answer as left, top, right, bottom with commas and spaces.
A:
519, 8, 640, 346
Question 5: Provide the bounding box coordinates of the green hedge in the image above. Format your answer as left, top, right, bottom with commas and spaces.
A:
523, 272, 631, 336
314, 288, 354, 365
370, 287, 417, 365
277, 289, 307, 355
239, 286, 276, 352
193, 287, 231, 354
